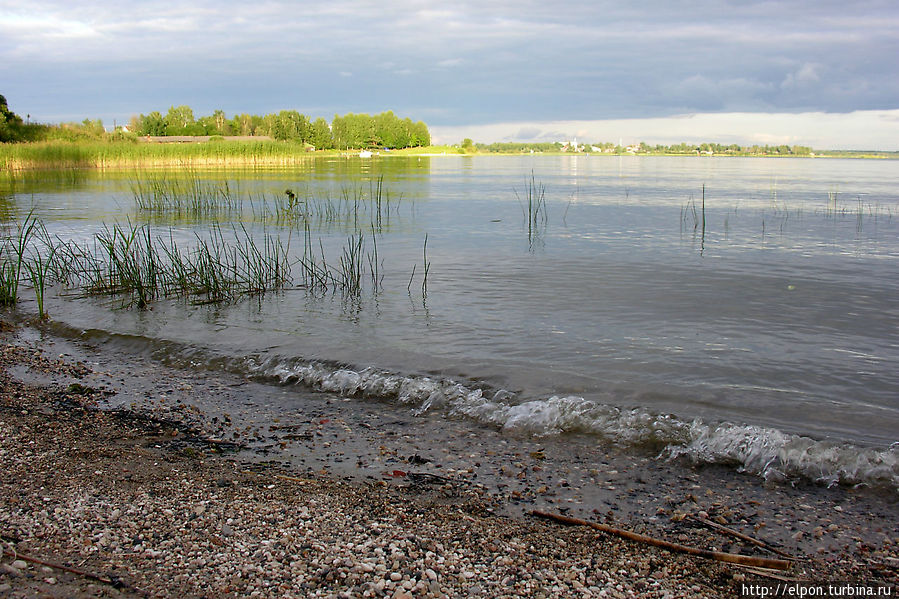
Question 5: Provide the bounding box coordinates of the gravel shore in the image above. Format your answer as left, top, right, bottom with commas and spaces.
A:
1, 320, 896, 598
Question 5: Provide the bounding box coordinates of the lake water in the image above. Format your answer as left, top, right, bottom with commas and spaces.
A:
3, 155, 898, 489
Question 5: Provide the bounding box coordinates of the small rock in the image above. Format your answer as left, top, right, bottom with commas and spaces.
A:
44, 577, 57, 584
0, 583, 12, 593
10, 560, 27, 570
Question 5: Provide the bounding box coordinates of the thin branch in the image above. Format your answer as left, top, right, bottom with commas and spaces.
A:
531, 510, 794, 571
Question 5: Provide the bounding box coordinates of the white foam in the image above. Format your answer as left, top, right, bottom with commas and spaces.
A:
250, 357, 899, 491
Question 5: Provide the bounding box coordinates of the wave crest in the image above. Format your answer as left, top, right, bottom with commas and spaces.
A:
251, 357, 899, 491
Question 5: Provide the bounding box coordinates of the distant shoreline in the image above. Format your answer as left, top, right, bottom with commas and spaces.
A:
2, 140, 896, 171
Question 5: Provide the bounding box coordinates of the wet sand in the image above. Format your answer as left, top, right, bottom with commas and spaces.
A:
1, 320, 897, 597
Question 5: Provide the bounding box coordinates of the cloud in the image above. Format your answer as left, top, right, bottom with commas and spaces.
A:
666, 75, 776, 112
2, 0, 897, 140
513, 127, 541, 140
430, 110, 899, 151
782, 63, 823, 89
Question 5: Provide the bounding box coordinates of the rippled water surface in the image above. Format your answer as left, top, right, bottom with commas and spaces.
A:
3, 155, 898, 485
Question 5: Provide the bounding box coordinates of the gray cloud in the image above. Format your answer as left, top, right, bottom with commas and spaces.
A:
1, 0, 897, 143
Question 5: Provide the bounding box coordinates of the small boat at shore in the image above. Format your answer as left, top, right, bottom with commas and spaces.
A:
359, 150, 373, 158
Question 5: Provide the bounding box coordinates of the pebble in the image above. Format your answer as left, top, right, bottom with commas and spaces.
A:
0, 564, 21, 577
1, 330, 897, 599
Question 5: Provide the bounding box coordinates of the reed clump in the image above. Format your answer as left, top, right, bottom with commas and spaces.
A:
130, 173, 405, 235
515, 172, 547, 249
2, 173, 430, 315
0, 140, 323, 170
0, 218, 294, 310
0, 211, 41, 308
298, 224, 384, 297
132, 175, 244, 219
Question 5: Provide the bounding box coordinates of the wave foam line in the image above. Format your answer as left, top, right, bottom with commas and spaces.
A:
251, 358, 899, 491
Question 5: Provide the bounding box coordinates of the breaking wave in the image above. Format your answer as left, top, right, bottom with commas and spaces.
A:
35, 322, 899, 493
249, 357, 899, 491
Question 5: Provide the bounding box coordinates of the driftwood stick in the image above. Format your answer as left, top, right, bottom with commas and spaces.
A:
2, 547, 126, 588
531, 510, 794, 571
688, 514, 795, 559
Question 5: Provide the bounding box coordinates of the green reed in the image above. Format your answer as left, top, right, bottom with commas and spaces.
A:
132, 175, 244, 219
516, 172, 547, 231
41, 221, 294, 308
299, 224, 384, 297
0, 210, 40, 306
131, 173, 406, 236
1, 140, 322, 170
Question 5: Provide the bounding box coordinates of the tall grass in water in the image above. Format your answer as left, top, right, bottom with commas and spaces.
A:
45, 222, 293, 308
132, 175, 244, 219
680, 185, 707, 254
299, 224, 385, 297
130, 173, 406, 235
421, 233, 430, 297
515, 172, 547, 244
24, 247, 56, 320
1, 140, 321, 170
0, 211, 40, 306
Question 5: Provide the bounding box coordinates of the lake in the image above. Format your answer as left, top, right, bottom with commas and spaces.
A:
2, 155, 898, 489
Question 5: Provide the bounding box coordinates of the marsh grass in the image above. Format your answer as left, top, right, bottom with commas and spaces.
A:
132, 173, 406, 236
0, 140, 321, 170
299, 224, 384, 297
17, 220, 294, 309
24, 228, 57, 319
0, 211, 40, 306
680, 197, 700, 231
515, 172, 547, 250
132, 175, 244, 219
3, 172, 428, 315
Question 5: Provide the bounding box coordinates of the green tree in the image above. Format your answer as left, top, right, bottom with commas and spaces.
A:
267, 110, 308, 142
410, 120, 430, 147
164, 105, 196, 135
0, 94, 25, 142
309, 117, 333, 149
136, 111, 166, 136
212, 109, 229, 135
229, 113, 256, 136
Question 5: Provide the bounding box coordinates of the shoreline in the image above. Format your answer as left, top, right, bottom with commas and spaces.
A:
3, 143, 896, 171
1, 320, 897, 597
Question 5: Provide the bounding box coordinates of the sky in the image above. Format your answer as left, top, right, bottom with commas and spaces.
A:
2, 0, 898, 149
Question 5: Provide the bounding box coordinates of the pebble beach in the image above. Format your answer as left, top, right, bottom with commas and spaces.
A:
1, 319, 897, 598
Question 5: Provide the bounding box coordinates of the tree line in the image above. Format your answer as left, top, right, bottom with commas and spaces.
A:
129, 106, 430, 149
0, 94, 431, 149
471, 140, 814, 156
